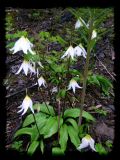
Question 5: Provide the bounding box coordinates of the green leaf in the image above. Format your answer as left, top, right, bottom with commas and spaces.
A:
57, 89, 66, 99
40, 140, 44, 154
65, 118, 79, 132
82, 111, 95, 121
67, 125, 80, 148
36, 103, 55, 116
27, 141, 39, 156
95, 143, 108, 155
64, 108, 80, 118
14, 128, 33, 139
64, 108, 95, 121
22, 112, 47, 127
41, 116, 63, 138
52, 147, 65, 156
59, 124, 68, 151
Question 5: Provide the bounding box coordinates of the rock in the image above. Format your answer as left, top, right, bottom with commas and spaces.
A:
94, 122, 114, 141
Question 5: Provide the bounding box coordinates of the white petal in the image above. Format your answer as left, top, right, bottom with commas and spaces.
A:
23, 62, 29, 76
89, 139, 96, 151
77, 139, 89, 150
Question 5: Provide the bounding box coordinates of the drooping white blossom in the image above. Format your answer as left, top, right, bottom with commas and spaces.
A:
91, 30, 97, 39
61, 46, 75, 60
74, 44, 87, 58
16, 60, 36, 76
17, 95, 34, 116
10, 36, 35, 55
68, 79, 82, 93
38, 76, 46, 87
75, 17, 87, 29
77, 134, 96, 152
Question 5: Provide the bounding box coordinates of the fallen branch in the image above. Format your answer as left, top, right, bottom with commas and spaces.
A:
96, 56, 116, 81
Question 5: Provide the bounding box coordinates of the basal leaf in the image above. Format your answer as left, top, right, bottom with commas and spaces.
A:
67, 125, 80, 148
52, 147, 65, 156
14, 128, 33, 139
59, 124, 68, 151
40, 139, 44, 154
64, 108, 80, 118
65, 118, 79, 132
82, 111, 95, 121
27, 141, 39, 156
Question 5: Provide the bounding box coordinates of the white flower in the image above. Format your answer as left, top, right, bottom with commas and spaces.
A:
16, 60, 36, 76
77, 134, 96, 152
91, 30, 97, 39
68, 79, 82, 93
38, 76, 46, 87
75, 17, 87, 29
17, 95, 34, 116
61, 46, 75, 60
10, 36, 35, 55
74, 44, 87, 58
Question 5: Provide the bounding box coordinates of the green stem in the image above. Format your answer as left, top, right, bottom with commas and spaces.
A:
39, 88, 51, 115
78, 17, 94, 126
57, 99, 61, 141
32, 113, 41, 136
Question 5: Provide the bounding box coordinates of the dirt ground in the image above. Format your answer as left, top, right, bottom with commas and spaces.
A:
5, 8, 115, 153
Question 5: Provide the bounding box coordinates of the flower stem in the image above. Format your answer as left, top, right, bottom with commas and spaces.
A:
39, 88, 51, 115
32, 113, 41, 136
78, 17, 94, 126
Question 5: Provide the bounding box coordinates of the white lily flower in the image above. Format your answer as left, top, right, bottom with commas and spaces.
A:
17, 95, 34, 116
10, 36, 35, 55
38, 76, 46, 87
68, 79, 82, 93
75, 17, 87, 29
61, 46, 75, 60
16, 60, 36, 76
91, 30, 97, 39
77, 134, 96, 152
74, 44, 87, 58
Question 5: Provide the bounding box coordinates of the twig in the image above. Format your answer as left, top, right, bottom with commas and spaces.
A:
96, 56, 116, 81
6, 83, 37, 98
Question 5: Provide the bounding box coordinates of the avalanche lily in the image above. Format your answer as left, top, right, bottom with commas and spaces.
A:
38, 76, 46, 87
77, 134, 96, 152
61, 46, 75, 60
10, 36, 35, 55
91, 30, 97, 39
74, 44, 87, 58
16, 60, 36, 76
17, 94, 34, 116
68, 79, 82, 93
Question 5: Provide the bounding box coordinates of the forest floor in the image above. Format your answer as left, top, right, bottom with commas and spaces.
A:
5, 8, 115, 153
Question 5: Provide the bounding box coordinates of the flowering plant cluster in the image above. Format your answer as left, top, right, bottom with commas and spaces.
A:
8, 8, 113, 155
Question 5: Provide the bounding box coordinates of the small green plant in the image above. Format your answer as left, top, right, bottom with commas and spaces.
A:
87, 74, 113, 96
13, 103, 95, 155
7, 8, 113, 155
95, 143, 108, 155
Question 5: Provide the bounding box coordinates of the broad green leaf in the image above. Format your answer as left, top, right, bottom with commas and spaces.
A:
82, 111, 95, 121
64, 108, 80, 118
40, 140, 44, 154
22, 112, 47, 127
65, 118, 79, 132
41, 116, 63, 138
27, 141, 39, 156
36, 103, 55, 116
14, 128, 33, 139
31, 126, 39, 142
67, 125, 80, 148
64, 108, 95, 121
95, 143, 108, 155
59, 124, 68, 151
52, 147, 65, 156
